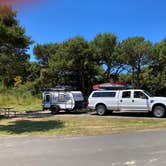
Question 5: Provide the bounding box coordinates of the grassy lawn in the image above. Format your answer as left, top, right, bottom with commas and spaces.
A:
0, 90, 41, 112
0, 116, 166, 136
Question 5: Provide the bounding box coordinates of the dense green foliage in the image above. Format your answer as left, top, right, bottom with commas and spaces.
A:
0, 86, 41, 112
0, 6, 32, 88
120, 37, 152, 88
33, 35, 165, 96
0, 5, 166, 104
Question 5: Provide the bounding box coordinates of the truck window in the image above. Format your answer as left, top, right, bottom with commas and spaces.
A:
134, 91, 147, 99
122, 91, 131, 98
92, 92, 116, 97
143, 90, 153, 97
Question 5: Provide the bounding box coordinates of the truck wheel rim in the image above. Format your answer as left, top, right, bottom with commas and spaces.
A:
98, 108, 104, 115
155, 108, 163, 117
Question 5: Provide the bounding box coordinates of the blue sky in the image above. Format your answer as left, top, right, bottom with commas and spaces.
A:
14, 0, 166, 61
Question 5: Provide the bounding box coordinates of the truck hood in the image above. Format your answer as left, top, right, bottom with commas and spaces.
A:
151, 97, 166, 102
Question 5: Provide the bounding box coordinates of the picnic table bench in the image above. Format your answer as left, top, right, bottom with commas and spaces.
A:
0, 107, 18, 118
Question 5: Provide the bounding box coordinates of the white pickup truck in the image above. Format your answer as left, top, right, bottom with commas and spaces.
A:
88, 89, 166, 118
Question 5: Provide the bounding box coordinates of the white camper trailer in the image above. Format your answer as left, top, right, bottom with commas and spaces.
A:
42, 86, 85, 114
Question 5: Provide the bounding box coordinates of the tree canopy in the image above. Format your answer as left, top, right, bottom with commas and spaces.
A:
0, 6, 166, 96
0, 5, 32, 87
91, 33, 121, 81
120, 37, 152, 88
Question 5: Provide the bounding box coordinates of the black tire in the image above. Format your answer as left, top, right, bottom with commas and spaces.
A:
153, 105, 165, 118
108, 110, 113, 115
51, 106, 60, 115
96, 105, 107, 116
65, 109, 71, 114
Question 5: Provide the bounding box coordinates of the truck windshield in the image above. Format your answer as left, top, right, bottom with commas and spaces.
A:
143, 90, 153, 97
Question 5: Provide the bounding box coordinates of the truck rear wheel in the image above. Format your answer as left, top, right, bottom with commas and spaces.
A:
153, 105, 165, 118
51, 106, 60, 115
96, 105, 106, 116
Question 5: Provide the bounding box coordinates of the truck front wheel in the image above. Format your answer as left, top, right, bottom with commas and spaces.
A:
96, 105, 107, 116
153, 105, 165, 118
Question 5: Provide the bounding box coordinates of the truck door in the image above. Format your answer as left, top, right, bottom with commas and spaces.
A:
119, 91, 133, 111
132, 91, 149, 111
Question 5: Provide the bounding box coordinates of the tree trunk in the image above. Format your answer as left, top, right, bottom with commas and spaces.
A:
80, 71, 85, 92
132, 66, 135, 88
80, 61, 85, 95
136, 57, 141, 89
106, 66, 111, 81
136, 64, 141, 89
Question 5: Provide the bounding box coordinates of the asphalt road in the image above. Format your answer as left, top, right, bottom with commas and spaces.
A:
1, 130, 166, 166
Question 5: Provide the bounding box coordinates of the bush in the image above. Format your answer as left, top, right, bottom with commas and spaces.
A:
0, 83, 41, 112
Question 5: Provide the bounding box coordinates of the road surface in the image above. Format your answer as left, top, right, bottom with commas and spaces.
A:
0, 130, 166, 166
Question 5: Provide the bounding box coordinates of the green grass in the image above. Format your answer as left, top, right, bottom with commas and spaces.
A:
0, 116, 166, 136
0, 88, 41, 112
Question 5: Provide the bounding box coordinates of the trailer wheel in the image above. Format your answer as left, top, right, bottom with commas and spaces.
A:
65, 109, 71, 114
51, 106, 60, 115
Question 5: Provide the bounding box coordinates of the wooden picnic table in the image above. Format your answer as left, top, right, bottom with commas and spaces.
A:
0, 107, 17, 118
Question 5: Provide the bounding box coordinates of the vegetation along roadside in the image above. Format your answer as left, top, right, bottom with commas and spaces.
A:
0, 116, 166, 136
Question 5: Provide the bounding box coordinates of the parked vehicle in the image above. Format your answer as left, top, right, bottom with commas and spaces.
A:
42, 86, 85, 114
88, 89, 166, 118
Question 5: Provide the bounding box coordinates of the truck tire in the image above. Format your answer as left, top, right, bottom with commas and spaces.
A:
153, 105, 165, 118
51, 106, 60, 115
96, 105, 106, 116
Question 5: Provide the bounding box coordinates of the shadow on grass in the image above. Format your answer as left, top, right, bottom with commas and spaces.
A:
109, 112, 152, 118
90, 111, 155, 118
0, 120, 64, 134
22, 109, 88, 118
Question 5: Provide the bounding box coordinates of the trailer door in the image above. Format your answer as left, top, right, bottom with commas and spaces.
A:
57, 93, 66, 109
65, 93, 74, 110
44, 93, 51, 109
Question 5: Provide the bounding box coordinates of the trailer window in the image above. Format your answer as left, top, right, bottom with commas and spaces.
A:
65, 94, 71, 101
58, 94, 65, 102
72, 93, 84, 101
